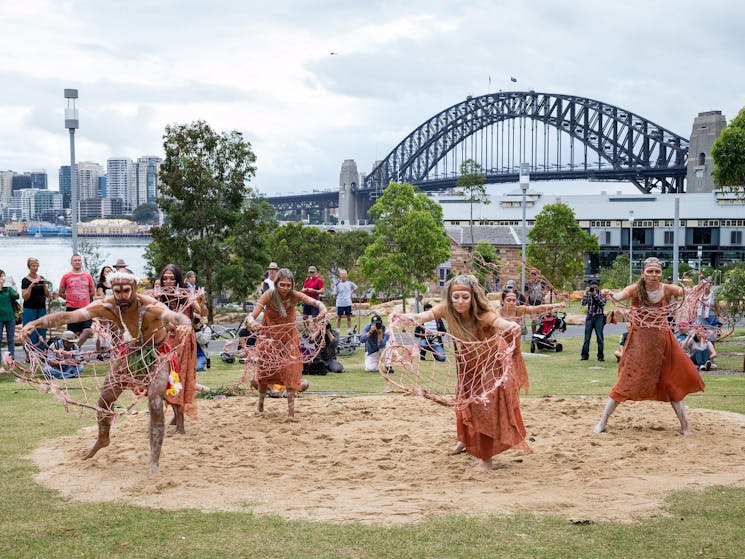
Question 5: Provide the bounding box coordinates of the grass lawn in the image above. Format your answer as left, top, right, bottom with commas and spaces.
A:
1, 330, 744, 559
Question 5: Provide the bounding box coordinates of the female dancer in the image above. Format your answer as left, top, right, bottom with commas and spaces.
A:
398, 275, 525, 471
594, 257, 705, 435
245, 268, 325, 418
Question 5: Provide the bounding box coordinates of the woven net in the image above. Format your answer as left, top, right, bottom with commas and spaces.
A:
3, 305, 187, 418
380, 318, 518, 411
227, 316, 328, 391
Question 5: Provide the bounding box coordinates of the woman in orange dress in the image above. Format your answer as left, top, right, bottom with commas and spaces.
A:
245, 268, 326, 417
594, 257, 705, 435
400, 275, 524, 471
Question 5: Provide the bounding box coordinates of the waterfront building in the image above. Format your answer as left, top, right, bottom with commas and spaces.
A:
77, 161, 104, 200
136, 156, 162, 206
0, 171, 13, 207
107, 157, 135, 212
58, 166, 71, 208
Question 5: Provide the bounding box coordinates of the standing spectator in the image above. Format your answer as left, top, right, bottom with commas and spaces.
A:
359, 313, 391, 372
332, 269, 357, 333
57, 254, 96, 347
580, 279, 606, 362
261, 262, 279, 294
41, 330, 84, 379
0, 270, 20, 360
21, 257, 50, 351
414, 303, 447, 361
525, 271, 546, 334
112, 258, 128, 272
184, 270, 197, 294
503, 279, 526, 305
95, 266, 113, 300
301, 265, 324, 321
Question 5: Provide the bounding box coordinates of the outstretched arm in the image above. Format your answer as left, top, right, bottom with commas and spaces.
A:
20, 303, 106, 341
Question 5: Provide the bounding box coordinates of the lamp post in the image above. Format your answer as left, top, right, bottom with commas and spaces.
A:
64, 89, 79, 254
672, 194, 680, 285
697, 245, 703, 272
519, 163, 530, 295
628, 210, 634, 284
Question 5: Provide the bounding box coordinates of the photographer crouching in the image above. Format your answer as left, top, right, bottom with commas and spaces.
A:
581, 278, 606, 362
359, 313, 391, 373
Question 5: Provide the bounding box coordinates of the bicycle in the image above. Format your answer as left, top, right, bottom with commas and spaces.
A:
336, 325, 361, 357
209, 324, 239, 341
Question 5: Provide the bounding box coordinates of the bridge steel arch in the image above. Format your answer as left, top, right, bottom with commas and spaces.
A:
363, 92, 689, 194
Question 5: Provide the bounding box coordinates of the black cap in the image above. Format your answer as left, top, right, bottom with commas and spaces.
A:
589, 279, 599, 286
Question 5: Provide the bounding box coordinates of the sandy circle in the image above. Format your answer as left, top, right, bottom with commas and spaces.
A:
29, 394, 745, 524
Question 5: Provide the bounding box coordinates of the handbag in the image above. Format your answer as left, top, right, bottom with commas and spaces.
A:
12, 299, 23, 325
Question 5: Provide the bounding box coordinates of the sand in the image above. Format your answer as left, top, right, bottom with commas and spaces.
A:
29, 393, 745, 525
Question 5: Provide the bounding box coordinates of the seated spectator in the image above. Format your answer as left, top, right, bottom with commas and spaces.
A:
42, 330, 84, 379
674, 321, 691, 345
303, 322, 344, 375
359, 313, 391, 373
681, 330, 718, 370
414, 303, 447, 361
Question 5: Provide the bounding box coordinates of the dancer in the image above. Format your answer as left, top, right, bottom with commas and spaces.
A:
20, 270, 193, 473
244, 268, 325, 417
594, 257, 705, 435
397, 275, 525, 471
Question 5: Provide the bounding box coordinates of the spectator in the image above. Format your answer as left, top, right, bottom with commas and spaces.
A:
332, 269, 357, 333
41, 330, 84, 379
301, 265, 324, 321
0, 270, 20, 360
261, 262, 279, 294
185, 270, 197, 294
359, 313, 391, 372
414, 303, 447, 361
580, 279, 606, 362
681, 330, 718, 371
503, 279, 526, 305
21, 257, 50, 351
304, 322, 344, 374
57, 254, 96, 347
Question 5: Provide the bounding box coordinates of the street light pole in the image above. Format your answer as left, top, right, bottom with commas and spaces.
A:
519, 163, 530, 294
64, 89, 79, 254
628, 210, 634, 284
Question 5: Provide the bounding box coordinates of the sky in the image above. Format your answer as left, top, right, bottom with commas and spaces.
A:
1, 0, 744, 197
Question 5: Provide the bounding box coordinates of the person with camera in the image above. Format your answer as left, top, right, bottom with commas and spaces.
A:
41, 330, 85, 379
21, 257, 50, 352
359, 313, 391, 372
580, 278, 606, 362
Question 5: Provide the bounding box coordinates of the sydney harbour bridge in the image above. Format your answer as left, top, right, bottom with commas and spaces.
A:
267, 91, 691, 222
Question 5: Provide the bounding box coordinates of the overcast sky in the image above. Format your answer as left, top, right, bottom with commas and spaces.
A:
1, 0, 744, 197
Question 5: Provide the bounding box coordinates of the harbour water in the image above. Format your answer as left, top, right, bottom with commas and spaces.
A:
0, 236, 151, 289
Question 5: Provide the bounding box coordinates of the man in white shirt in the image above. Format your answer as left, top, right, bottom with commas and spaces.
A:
332, 269, 357, 333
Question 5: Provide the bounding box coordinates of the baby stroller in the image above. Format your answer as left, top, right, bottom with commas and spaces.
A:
530, 311, 567, 353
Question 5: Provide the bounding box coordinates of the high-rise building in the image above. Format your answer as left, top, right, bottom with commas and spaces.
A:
30, 170, 48, 190
11, 174, 32, 191
0, 170, 14, 207
98, 175, 107, 198
107, 157, 134, 211
136, 156, 162, 206
59, 166, 72, 208
77, 161, 104, 200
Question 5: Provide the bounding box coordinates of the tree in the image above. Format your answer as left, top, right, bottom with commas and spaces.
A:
472, 241, 499, 292
527, 202, 598, 290
147, 120, 274, 320
712, 107, 745, 197
270, 223, 334, 281
456, 159, 490, 247
598, 253, 632, 289
358, 182, 451, 311
79, 239, 109, 280
132, 202, 160, 225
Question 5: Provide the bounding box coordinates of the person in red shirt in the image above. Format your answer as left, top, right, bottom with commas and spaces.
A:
301, 265, 324, 321
57, 254, 96, 347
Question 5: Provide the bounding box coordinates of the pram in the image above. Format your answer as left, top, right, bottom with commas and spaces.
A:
530, 311, 567, 353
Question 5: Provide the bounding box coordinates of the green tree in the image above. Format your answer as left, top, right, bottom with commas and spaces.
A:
527, 202, 598, 290
712, 107, 745, 197
472, 240, 499, 292
132, 202, 160, 225
456, 159, 490, 247
358, 182, 451, 311
270, 223, 334, 281
148, 120, 274, 320
79, 239, 109, 280
717, 265, 745, 324
598, 253, 632, 289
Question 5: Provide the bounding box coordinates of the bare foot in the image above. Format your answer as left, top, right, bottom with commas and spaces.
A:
149, 462, 160, 475
82, 437, 110, 460
475, 458, 494, 471
256, 400, 265, 413
168, 427, 186, 436
299, 380, 309, 393
449, 441, 466, 455
593, 422, 607, 433
680, 427, 693, 436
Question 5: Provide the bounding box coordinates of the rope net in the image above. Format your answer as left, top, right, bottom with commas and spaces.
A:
227, 316, 328, 391
1, 290, 197, 417
381, 318, 518, 411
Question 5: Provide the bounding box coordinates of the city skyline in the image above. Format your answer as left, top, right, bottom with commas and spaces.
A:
1, 1, 744, 197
